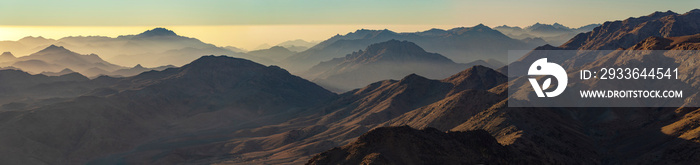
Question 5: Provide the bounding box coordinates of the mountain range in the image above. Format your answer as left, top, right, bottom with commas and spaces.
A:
304, 40, 484, 92
283, 24, 545, 73
0, 26, 537, 77
0, 55, 336, 164
0, 28, 268, 67
0, 8, 699, 165
0, 45, 174, 77
494, 23, 602, 46
207, 9, 700, 164
246, 46, 296, 63
275, 39, 319, 52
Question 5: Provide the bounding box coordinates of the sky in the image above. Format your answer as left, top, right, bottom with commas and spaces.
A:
0, 0, 698, 49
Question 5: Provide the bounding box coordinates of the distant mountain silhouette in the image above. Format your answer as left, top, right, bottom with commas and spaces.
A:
0, 28, 269, 67
133, 27, 178, 38
40, 68, 76, 76
276, 39, 318, 52
224, 46, 247, 53
1, 45, 124, 77
0, 52, 16, 62
246, 46, 296, 63
108, 64, 175, 77
283, 24, 542, 73
494, 23, 601, 46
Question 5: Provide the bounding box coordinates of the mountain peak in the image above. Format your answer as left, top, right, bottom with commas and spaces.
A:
339, 40, 455, 65
1, 52, 14, 57
133, 64, 145, 69
136, 27, 178, 37
0, 52, 16, 61
647, 10, 677, 18
19, 36, 46, 41
183, 55, 268, 73
443, 65, 507, 91
37, 45, 73, 54
398, 73, 429, 85
59, 68, 75, 73
360, 40, 434, 60
46, 44, 61, 49
268, 46, 289, 51
686, 9, 700, 14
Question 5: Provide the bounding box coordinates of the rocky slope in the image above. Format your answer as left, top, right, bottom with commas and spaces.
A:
0, 55, 335, 164
113, 65, 508, 164
306, 126, 514, 165
505, 9, 700, 76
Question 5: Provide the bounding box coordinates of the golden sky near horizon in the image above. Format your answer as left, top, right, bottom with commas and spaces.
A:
0, 25, 466, 50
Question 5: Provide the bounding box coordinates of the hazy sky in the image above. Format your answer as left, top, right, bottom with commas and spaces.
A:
0, 0, 698, 49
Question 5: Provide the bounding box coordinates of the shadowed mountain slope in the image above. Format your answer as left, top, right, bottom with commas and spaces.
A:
0, 55, 335, 165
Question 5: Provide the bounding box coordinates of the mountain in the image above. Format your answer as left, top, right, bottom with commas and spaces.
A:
501, 32, 700, 164
495, 23, 602, 46
562, 33, 700, 107
306, 126, 515, 165
0, 69, 100, 109
0, 55, 336, 164
0, 36, 57, 56
505, 9, 700, 76
561, 10, 700, 50
108, 64, 175, 77
0, 52, 16, 62
575, 23, 601, 32
254, 43, 273, 50
277, 39, 318, 48
276, 39, 318, 52
224, 46, 247, 53
1, 45, 126, 77
0, 28, 265, 67
132, 27, 177, 38
111, 24, 700, 164
112, 65, 508, 164
40, 68, 76, 76
283, 24, 541, 73
304, 40, 471, 92
526, 22, 573, 34
247, 46, 296, 63
492, 25, 525, 34
498, 9, 700, 164
108, 28, 266, 67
